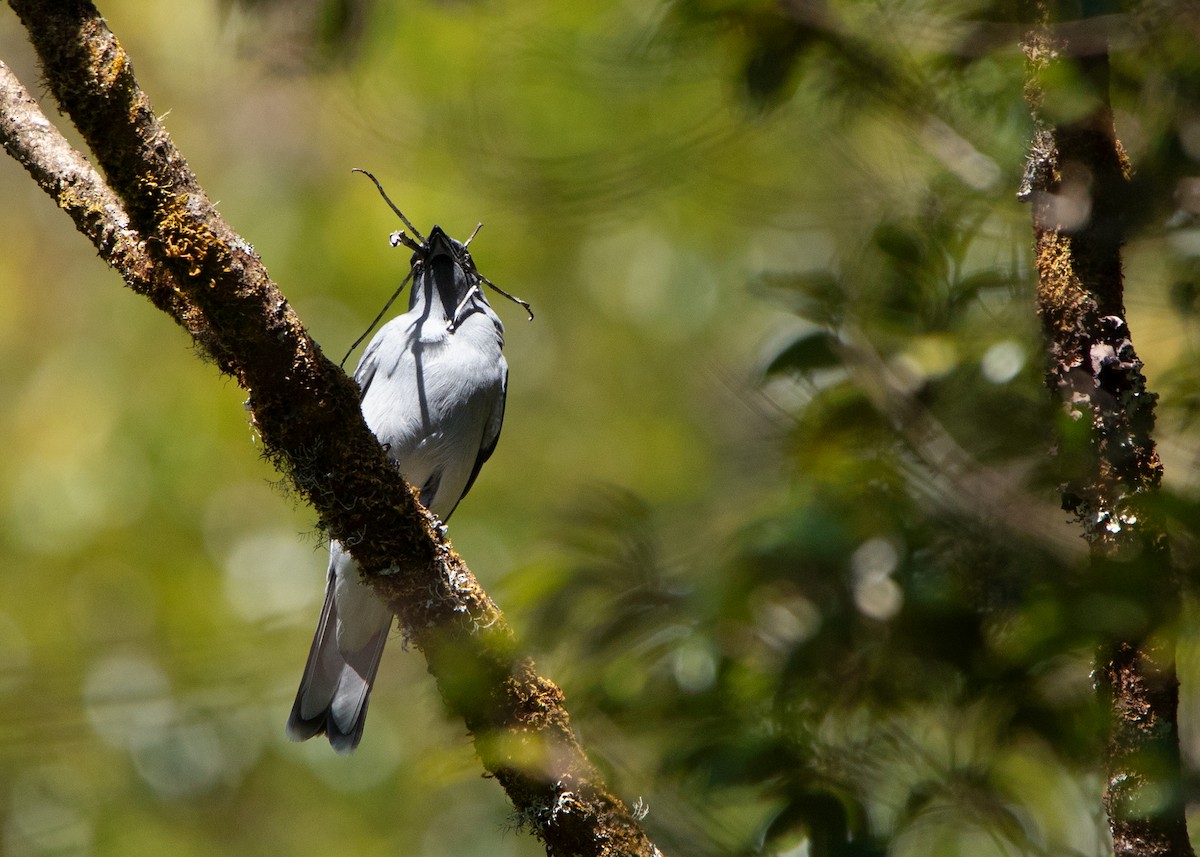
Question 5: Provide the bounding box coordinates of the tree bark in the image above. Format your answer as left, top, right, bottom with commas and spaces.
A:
1021, 6, 1193, 856
0, 3, 662, 855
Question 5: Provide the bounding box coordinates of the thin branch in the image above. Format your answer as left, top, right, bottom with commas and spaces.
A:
0, 58, 227, 365
1021, 4, 1192, 855
0, 3, 662, 855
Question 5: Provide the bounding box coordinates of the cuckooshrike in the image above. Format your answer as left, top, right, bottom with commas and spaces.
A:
286, 183, 529, 752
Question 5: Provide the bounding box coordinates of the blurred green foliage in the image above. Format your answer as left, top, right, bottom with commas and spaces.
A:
4, 1, 1200, 856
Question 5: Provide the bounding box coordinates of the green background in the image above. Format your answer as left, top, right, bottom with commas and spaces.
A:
3, 2, 1200, 855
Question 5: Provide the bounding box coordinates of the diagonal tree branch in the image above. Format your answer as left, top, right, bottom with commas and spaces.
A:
1, 3, 661, 855
1021, 5, 1192, 856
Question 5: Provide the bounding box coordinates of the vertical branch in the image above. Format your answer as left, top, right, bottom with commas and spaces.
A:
1022, 6, 1192, 856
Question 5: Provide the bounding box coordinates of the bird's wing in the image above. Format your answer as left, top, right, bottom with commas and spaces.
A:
457, 364, 507, 503
353, 332, 386, 400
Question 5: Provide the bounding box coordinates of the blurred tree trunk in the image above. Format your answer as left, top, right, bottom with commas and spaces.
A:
1022, 4, 1193, 855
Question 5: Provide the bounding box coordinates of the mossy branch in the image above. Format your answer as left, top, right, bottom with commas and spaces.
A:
0, 3, 661, 855
1021, 5, 1191, 856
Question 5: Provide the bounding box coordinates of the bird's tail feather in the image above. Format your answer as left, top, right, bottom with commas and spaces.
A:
286, 577, 391, 754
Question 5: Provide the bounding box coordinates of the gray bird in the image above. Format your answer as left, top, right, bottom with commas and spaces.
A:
287, 199, 528, 752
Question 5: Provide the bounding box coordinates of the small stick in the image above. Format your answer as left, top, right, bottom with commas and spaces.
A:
340, 267, 416, 367
352, 168, 425, 244
480, 274, 534, 321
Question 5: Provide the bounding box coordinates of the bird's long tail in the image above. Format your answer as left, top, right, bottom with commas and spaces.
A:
286, 558, 392, 754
